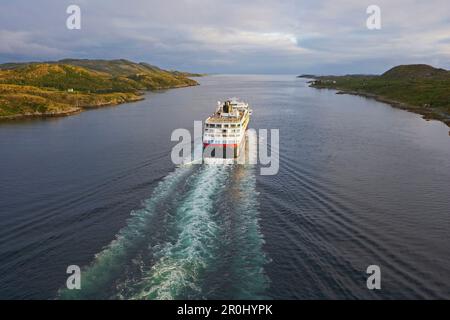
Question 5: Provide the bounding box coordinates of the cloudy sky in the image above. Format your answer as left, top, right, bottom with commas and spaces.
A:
0, 0, 449, 74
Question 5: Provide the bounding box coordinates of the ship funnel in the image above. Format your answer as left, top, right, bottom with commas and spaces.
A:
223, 100, 232, 113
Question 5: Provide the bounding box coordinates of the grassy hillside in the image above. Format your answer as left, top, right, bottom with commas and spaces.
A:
0, 59, 198, 91
381, 64, 450, 80
305, 65, 450, 127
0, 64, 140, 93
59, 59, 205, 78
0, 84, 143, 118
0, 59, 198, 119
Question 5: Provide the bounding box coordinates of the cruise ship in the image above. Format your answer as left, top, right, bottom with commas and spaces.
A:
203, 98, 252, 159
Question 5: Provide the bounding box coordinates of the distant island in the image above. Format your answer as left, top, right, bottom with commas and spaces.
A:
299, 64, 450, 128
0, 59, 200, 120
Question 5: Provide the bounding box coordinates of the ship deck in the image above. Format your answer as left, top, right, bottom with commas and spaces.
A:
206, 111, 246, 123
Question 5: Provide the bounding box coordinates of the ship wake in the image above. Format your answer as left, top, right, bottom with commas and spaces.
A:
58, 161, 268, 300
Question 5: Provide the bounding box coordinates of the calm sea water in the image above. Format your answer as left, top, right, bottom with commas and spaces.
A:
0, 75, 449, 299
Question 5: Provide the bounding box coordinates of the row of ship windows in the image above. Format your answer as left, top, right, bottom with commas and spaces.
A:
205, 123, 241, 128
205, 128, 241, 133
205, 140, 238, 144
204, 134, 239, 138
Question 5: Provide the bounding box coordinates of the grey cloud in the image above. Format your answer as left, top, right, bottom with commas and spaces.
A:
0, 0, 449, 73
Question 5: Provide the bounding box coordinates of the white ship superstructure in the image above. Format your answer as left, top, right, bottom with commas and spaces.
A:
203, 98, 251, 158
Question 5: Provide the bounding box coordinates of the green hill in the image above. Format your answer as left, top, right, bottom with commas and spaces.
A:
381, 64, 450, 80
0, 59, 199, 91
305, 64, 450, 128
58, 59, 162, 77
0, 63, 141, 93
0, 84, 141, 118
58, 59, 199, 88
0, 59, 199, 120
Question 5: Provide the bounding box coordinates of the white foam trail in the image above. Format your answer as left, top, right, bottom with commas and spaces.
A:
131, 165, 229, 300
58, 166, 192, 299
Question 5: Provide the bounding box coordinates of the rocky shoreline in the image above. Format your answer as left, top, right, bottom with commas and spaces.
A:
301, 64, 450, 133
307, 82, 450, 132
0, 82, 201, 121
0, 94, 147, 121
334, 89, 450, 128
0, 59, 200, 122
0, 82, 204, 121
